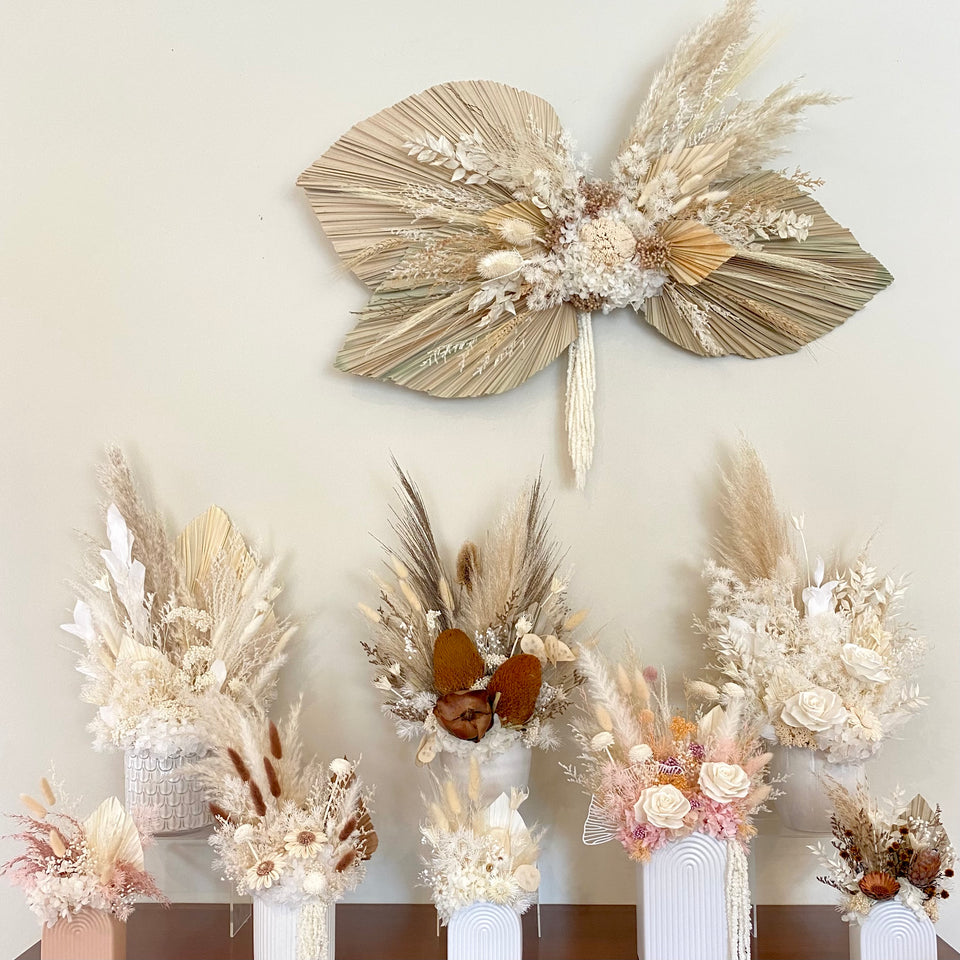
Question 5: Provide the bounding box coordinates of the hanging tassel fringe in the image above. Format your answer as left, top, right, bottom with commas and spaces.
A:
725, 839, 751, 960
565, 312, 596, 490
297, 898, 330, 960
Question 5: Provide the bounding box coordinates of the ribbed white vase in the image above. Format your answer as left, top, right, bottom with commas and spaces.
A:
849, 901, 937, 960
123, 748, 211, 836
253, 898, 336, 960
769, 745, 863, 834
448, 902, 522, 960
636, 833, 732, 960
438, 742, 531, 805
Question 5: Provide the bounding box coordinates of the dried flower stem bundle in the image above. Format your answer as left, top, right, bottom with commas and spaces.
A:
62, 448, 296, 757
361, 463, 584, 763
698, 441, 927, 763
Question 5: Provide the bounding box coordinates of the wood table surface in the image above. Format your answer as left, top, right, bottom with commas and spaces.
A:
16, 902, 960, 959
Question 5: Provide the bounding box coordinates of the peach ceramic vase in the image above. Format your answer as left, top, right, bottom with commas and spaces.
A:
40, 908, 126, 960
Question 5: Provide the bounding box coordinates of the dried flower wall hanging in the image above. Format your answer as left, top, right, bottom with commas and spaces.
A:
298, 0, 892, 487
359, 462, 585, 765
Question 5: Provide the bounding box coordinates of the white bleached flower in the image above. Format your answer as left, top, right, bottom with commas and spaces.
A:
233, 824, 256, 844
514, 615, 533, 638
781, 688, 848, 733
329, 758, 353, 779
245, 855, 284, 891
284, 829, 325, 859
478, 249, 524, 279
840, 644, 890, 684
578, 217, 636, 266
698, 762, 751, 803
634, 784, 690, 830
590, 732, 615, 751
628, 743, 653, 764
303, 872, 329, 897
497, 218, 538, 245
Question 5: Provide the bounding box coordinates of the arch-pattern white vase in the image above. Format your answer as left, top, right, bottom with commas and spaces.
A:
636, 833, 729, 960
849, 901, 937, 960
124, 748, 211, 836
769, 745, 863, 834
40, 907, 126, 960
438, 742, 531, 805
253, 897, 336, 960
448, 902, 522, 960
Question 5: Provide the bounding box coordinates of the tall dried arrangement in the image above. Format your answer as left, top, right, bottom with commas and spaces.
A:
61, 448, 296, 758
299, 0, 891, 486
812, 781, 954, 924
697, 442, 926, 763
359, 463, 584, 764
2, 777, 167, 924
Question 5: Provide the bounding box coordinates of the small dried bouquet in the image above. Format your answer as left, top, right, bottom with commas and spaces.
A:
813, 781, 954, 923
196, 698, 377, 909
359, 465, 584, 763
698, 443, 926, 763
62, 448, 296, 757
421, 767, 541, 923
2, 778, 167, 924
566, 644, 771, 861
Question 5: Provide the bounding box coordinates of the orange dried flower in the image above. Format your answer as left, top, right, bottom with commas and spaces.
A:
655, 773, 692, 791
488, 654, 542, 726
639, 709, 656, 728
670, 716, 697, 740
859, 872, 900, 900
432, 628, 485, 695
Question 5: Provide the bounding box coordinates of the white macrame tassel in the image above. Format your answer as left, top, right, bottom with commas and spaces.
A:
565, 312, 596, 490
725, 839, 751, 960
297, 899, 329, 960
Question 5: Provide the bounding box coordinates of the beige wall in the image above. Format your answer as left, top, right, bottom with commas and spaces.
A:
2, 0, 958, 955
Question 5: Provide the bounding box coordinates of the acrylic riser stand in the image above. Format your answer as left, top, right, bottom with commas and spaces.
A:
636, 832, 754, 960
124, 748, 211, 835
768, 745, 863, 834
39, 908, 126, 960
253, 898, 336, 960
447, 902, 522, 960
849, 900, 937, 960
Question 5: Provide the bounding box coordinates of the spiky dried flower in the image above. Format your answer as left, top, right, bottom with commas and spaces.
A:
859, 872, 900, 901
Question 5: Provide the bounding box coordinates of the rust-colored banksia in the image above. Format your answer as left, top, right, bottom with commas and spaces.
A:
487, 654, 542, 726
432, 628, 485, 695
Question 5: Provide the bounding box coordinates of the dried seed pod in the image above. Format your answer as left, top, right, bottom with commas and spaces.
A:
432, 628, 484, 695
268, 722, 283, 760
487, 654, 542, 726
339, 816, 358, 841
433, 690, 494, 741
908, 849, 942, 888
455, 542, 480, 591
227, 748, 252, 783
263, 757, 282, 798
336, 848, 358, 873
248, 781, 267, 818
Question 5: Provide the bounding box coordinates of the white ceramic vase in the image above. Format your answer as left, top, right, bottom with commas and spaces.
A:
769, 745, 863, 834
849, 901, 937, 960
448, 902, 522, 960
636, 833, 735, 960
438, 741, 532, 805
253, 897, 336, 960
123, 748, 211, 836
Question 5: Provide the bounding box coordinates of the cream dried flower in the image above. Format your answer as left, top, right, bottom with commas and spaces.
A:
246, 855, 284, 891
284, 829, 325, 859
579, 218, 636, 266
478, 250, 523, 279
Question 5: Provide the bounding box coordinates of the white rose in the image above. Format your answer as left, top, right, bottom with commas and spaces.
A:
781, 688, 848, 733
698, 762, 751, 803
634, 784, 691, 830
840, 644, 890, 684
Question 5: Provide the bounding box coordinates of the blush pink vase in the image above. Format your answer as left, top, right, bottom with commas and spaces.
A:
40, 908, 126, 960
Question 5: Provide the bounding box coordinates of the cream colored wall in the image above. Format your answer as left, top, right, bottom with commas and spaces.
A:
2, 0, 958, 955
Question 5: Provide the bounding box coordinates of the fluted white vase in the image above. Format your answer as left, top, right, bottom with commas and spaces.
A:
769, 745, 863, 834
448, 902, 522, 960
123, 748, 211, 836
849, 901, 937, 960
438, 742, 531, 805
253, 898, 336, 960
636, 833, 734, 960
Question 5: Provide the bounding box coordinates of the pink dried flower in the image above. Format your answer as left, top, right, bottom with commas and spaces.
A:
699, 797, 743, 840
642, 666, 659, 684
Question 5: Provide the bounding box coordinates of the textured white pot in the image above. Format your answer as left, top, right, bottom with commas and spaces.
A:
447, 902, 522, 960
253, 898, 336, 960
439, 741, 532, 805
849, 900, 937, 960
636, 833, 729, 960
123, 748, 211, 836
769, 745, 863, 834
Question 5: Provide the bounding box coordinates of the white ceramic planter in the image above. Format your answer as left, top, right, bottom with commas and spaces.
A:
253, 897, 336, 960
849, 901, 937, 960
636, 833, 734, 960
124, 748, 211, 836
769, 745, 863, 834
438, 742, 532, 805
448, 902, 522, 960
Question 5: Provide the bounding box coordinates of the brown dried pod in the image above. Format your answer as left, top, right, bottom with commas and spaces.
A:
209, 802, 232, 822
263, 757, 282, 798
487, 653, 542, 726
268, 722, 283, 760
226, 748, 251, 783
432, 628, 484, 695
248, 781, 267, 818
339, 816, 358, 841
433, 690, 494, 741
859, 871, 901, 901
908, 849, 943, 888
455, 542, 480, 592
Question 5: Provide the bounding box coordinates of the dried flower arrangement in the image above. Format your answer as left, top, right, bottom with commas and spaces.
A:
812, 781, 954, 924
421, 767, 541, 924
565, 644, 770, 960
2, 777, 167, 925
359, 464, 584, 764
196, 697, 377, 905
299, 0, 891, 487
61, 448, 296, 758
697, 443, 927, 764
